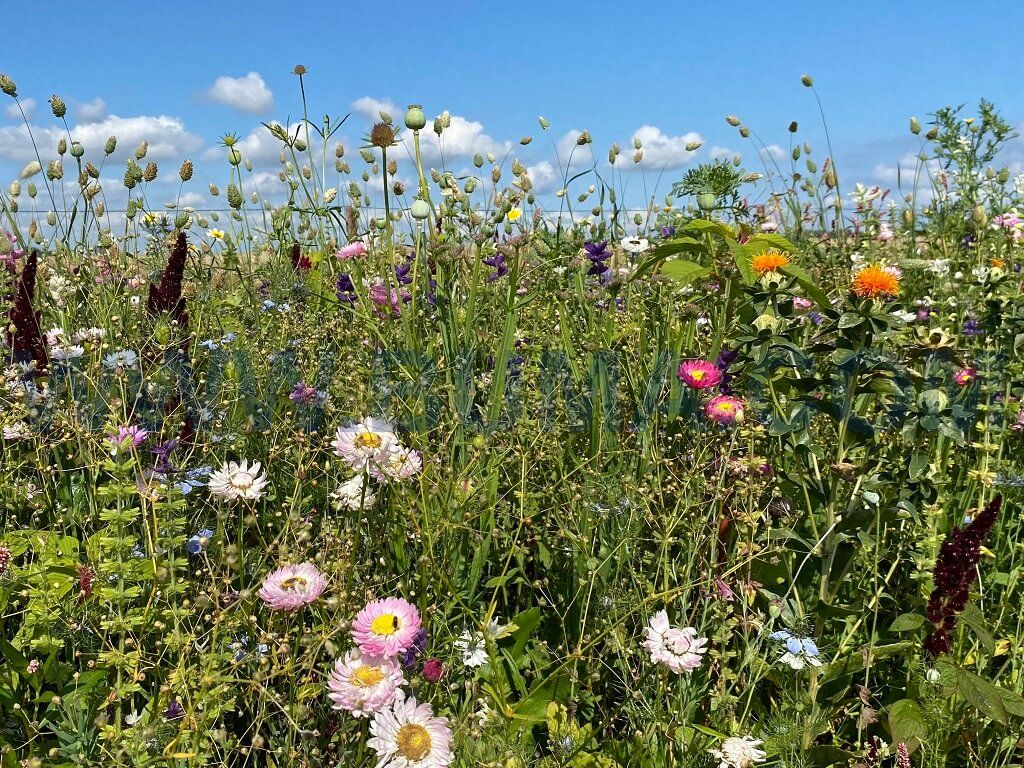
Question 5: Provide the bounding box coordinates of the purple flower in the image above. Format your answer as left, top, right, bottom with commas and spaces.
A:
961, 317, 984, 337
483, 253, 508, 282
164, 701, 185, 721
401, 627, 429, 668
583, 241, 611, 279
289, 381, 327, 406
110, 425, 149, 448
336, 273, 357, 303
151, 438, 179, 473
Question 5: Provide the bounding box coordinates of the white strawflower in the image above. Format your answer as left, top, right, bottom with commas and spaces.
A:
208, 460, 269, 501
642, 609, 708, 673
711, 735, 766, 768
331, 474, 377, 511
331, 416, 401, 471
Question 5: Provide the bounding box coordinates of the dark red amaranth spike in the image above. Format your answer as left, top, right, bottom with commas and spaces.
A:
147, 231, 189, 330
6, 250, 48, 375
923, 495, 1002, 657
289, 243, 310, 272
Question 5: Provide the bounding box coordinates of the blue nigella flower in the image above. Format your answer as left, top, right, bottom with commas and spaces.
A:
186, 528, 214, 555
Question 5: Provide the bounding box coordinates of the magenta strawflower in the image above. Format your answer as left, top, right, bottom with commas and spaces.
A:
678, 359, 722, 390
258, 562, 327, 612
336, 241, 367, 260
706, 395, 745, 425
326, 649, 405, 718
353, 597, 423, 658
954, 367, 977, 387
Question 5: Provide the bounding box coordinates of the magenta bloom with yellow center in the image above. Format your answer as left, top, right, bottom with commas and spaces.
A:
706, 395, 745, 425
352, 597, 423, 658
954, 367, 977, 387
326, 649, 405, 718
678, 359, 722, 390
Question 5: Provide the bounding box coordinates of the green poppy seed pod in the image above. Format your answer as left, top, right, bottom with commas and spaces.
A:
57, 138, 67, 155
909, 117, 921, 135
46, 211, 56, 226
725, 115, 741, 127
226, 147, 241, 166
49, 95, 66, 118
739, 126, 750, 138
404, 104, 426, 131
686, 141, 702, 151
144, 162, 158, 182
410, 198, 431, 220
375, 217, 387, 230
0, 73, 17, 97
104, 136, 117, 155
538, 116, 550, 130
633, 213, 642, 225
227, 183, 243, 210
697, 193, 716, 211
125, 199, 138, 218
135, 141, 148, 160
800, 74, 814, 87
925, 127, 939, 140
70, 141, 84, 158
972, 205, 987, 228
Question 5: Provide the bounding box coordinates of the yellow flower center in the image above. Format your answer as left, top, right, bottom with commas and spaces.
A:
396, 724, 432, 761
371, 613, 400, 636
352, 664, 385, 687
355, 431, 383, 449
279, 576, 308, 592
691, 370, 706, 381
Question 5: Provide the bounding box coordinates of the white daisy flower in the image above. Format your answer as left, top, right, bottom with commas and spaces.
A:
370, 447, 423, 483
368, 691, 453, 768
454, 631, 488, 668
711, 735, 766, 768
3, 422, 32, 441
51, 345, 85, 361
331, 416, 401, 471
620, 236, 650, 254
642, 609, 708, 673
331, 474, 377, 511
208, 460, 269, 502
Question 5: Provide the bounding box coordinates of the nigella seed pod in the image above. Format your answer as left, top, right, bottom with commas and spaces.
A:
49, 95, 66, 118
405, 104, 426, 131
411, 199, 431, 220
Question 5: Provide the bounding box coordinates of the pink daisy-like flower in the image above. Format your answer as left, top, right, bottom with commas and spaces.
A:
258, 562, 326, 612
336, 241, 367, 260
954, 367, 977, 387
706, 395, 745, 425
109, 424, 149, 449
331, 416, 400, 471
370, 447, 423, 483
368, 691, 453, 768
642, 609, 708, 673
353, 597, 422, 658
326, 649, 405, 718
678, 359, 722, 390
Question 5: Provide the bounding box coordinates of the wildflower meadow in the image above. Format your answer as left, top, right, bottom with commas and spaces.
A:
2, 65, 1024, 768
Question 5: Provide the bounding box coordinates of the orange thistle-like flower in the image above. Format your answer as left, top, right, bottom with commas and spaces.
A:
751, 249, 790, 275
852, 264, 900, 299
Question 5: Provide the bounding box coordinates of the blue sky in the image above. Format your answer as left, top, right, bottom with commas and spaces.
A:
3, 0, 1023, 217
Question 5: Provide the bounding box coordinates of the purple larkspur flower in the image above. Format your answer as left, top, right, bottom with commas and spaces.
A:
336, 273, 357, 303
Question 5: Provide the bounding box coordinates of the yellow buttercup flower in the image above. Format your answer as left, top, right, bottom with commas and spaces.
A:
507, 208, 522, 223
208, 229, 226, 241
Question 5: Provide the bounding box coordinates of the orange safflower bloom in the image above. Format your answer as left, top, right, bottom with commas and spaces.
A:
751, 249, 790, 275
852, 264, 900, 299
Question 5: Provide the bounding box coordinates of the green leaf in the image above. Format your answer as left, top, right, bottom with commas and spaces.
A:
955, 666, 1009, 723
781, 263, 831, 309
888, 613, 925, 632
838, 312, 865, 329
748, 232, 798, 253
660, 260, 711, 286
726, 241, 754, 284
888, 699, 927, 746
630, 238, 702, 281
507, 607, 542, 661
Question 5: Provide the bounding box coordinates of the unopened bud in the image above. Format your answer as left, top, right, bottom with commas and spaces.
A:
909, 117, 921, 135
800, 74, 814, 87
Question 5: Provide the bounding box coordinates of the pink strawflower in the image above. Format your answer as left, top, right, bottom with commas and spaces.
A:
642, 609, 708, 673
369, 281, 410, 316
258, 562, 327, 611
326, 649, 405, 718
353, 597, 423, 658
677, 359, 722, 390
954, 367, 977, 387
336, 241, 367, 260
706, 395, 745, 425
370, 447, 423, 483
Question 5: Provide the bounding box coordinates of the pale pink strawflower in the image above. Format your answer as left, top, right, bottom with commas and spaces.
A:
353, 597, 423, 658
368, 691, 453, 768
326, 649, 405, 718
331, 416, 400, 471
706, 395, 745, 425
258, 562, 326, 611
336, 241, 367, 260
678, 359, 722, 390
208, 460, 269, 501
370, 447, 423, 483
642, 609, 708, 673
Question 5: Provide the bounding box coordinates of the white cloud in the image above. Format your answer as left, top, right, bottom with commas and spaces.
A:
525, 160, 560, 194
204, 123, 290, 166
710, 146, 738, 161
611, 125, 701, 171
353, 97, 399, 122
871, 152, 935, 186
206, 72, 274, 114
76, 98, 107, 123
4, 98, 35, 121
760, 144, 786, 161
0, 114, 202, 163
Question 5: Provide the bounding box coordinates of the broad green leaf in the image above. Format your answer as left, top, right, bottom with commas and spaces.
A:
888, 699, 927, 746
660, 260, 711, 286
630, 238, 702, 281
781, 263, 831, 309
888, 613, 926, 632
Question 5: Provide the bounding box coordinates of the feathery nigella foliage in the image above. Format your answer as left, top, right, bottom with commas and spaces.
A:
6, 249, 47, 374
146, 231, 189, 329
924, 495, 1002, 657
